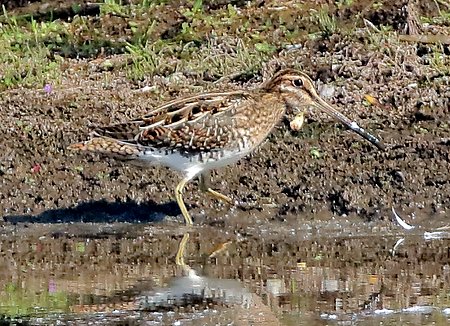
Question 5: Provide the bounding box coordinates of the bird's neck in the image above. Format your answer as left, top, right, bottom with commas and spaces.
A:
234, 92, 287, 148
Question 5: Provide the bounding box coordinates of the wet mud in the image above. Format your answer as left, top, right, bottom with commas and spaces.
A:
1, 47, 449, 223
1, 0, 450, 324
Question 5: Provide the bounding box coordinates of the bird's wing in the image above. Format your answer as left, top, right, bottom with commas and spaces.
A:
94, 91, 255, 152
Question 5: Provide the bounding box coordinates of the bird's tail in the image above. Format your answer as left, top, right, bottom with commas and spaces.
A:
68, 137, 141, 158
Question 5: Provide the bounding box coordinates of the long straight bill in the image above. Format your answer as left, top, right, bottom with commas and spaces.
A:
313, 97, 385, 150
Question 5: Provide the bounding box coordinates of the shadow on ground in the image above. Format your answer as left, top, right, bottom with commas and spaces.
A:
3, 200, 180, 224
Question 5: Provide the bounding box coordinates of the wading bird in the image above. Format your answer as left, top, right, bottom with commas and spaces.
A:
69, 69, 384, 225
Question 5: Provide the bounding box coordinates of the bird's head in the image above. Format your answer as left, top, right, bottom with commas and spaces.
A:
264, 69, 385, 150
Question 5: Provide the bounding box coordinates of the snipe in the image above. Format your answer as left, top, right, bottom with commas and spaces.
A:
69, 69, 384, 225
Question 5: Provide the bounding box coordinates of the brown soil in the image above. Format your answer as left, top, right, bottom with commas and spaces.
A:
1, 60, 448, 226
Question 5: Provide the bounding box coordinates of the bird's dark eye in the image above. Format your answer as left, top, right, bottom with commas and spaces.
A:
292, 79, 303, 87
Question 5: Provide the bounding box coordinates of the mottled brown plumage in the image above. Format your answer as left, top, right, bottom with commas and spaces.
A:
69, 69, 384, 225
92, 90, 284, 158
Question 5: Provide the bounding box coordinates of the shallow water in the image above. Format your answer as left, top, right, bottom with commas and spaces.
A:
1, 215, 450, 325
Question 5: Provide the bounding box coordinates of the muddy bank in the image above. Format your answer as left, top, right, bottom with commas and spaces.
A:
1, 48, 449, 224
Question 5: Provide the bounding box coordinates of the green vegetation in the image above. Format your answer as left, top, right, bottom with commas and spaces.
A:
100, 0, 128, 16
309, 147, 322, 159
0, 0, 448, 90
0, 6, 64, 88
309, 6, 337, 38
421, 0, 450, 25
0, 0, 286, 89
429, 46, 450, 74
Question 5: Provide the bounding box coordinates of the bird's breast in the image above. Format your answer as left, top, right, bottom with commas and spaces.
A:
233, 93, 286, 146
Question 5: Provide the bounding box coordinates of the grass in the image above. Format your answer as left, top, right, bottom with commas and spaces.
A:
310, 6, 337, 38
421, 0, 450, 25
124, 41, 163, 81
429, 47, 450, 75
100, 0, 128, 16
0, 0, 283, 88
0, 0, 449, 90
0, 7, 65, 88
182, 37, 271, 79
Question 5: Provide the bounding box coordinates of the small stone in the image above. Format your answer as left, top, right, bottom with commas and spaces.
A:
319, 84, 335, 99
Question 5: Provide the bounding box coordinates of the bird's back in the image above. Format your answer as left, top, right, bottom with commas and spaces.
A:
70, 90, 277, 170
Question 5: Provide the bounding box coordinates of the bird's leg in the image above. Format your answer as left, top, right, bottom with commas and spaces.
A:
175, 176, 195, 225
175, 233, 190, 267
199, 172, 234, 205
175, 233, 197, 275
